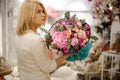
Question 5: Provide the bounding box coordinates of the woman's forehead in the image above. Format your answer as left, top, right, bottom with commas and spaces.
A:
36, 4, 43, 10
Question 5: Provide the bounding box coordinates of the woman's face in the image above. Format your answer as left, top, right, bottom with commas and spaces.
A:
33, 4, 46, 26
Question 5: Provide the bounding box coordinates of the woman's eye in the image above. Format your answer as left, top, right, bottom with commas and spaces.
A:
37, 10, 44, 14
42, 10, 45, 13
37, 10, 41, 13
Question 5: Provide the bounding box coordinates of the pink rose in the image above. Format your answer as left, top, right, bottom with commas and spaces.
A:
78, 30, 87, 39
71, 38, 79, 46
76, 22, 82, 28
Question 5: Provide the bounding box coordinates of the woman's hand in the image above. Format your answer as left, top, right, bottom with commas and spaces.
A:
48, 49, 53, 60
48, 49, 69, 67
55, 54, 69, 67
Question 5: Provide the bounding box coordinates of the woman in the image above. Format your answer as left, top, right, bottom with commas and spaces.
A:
15, 0, 67, 80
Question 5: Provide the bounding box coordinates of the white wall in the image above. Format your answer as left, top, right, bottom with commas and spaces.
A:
110, 16, 120, 48
41, 0, 94, 11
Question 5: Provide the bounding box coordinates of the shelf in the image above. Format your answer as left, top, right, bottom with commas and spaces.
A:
101, 51, 120, 80
103, 69, 120, 74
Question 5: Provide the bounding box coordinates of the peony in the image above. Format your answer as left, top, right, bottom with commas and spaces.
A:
51, 31, 68, 49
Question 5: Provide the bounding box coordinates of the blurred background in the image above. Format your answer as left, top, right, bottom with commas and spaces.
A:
0, 0, 120, 80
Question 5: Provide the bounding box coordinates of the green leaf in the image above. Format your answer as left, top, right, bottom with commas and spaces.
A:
69, 25, 74, 29
67, 44, 71, 50
56, 26, 60, 31
65, 11, 70, 19
72, 14, 76, 19
45, 34, 50, 40
68, 38, 71, 43
51, 43, 57, 49
81, 19, 86, 25
60, 26, 64, 31
69, 48, 74, 54
90, 36, 99, 40
39, 27, 49, 33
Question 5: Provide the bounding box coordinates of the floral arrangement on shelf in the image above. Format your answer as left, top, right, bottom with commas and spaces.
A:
91, 0, 119, 19
40, 11, 98, 61
0, 57, 12, 77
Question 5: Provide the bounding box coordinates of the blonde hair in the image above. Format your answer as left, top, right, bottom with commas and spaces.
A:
16, 0, 47, 35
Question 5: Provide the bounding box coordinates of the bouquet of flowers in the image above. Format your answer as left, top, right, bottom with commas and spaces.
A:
41, 11, 98, 61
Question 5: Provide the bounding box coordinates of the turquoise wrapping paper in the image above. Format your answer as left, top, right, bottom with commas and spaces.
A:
66, 41, 92, 62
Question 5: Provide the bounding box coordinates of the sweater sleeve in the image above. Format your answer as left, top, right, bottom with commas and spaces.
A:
31, 36, 57, 74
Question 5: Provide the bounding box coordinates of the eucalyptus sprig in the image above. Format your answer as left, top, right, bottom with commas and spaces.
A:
65, 11, 70, 19
39, 27, 49, 34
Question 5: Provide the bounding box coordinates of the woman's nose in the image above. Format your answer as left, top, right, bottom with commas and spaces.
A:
42, 12, 45, 16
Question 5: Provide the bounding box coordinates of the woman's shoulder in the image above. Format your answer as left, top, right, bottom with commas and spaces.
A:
16, 30, 42, 42
25, 31, 41, 41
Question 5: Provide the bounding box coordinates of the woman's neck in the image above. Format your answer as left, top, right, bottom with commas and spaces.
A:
29, 23, 38, 31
